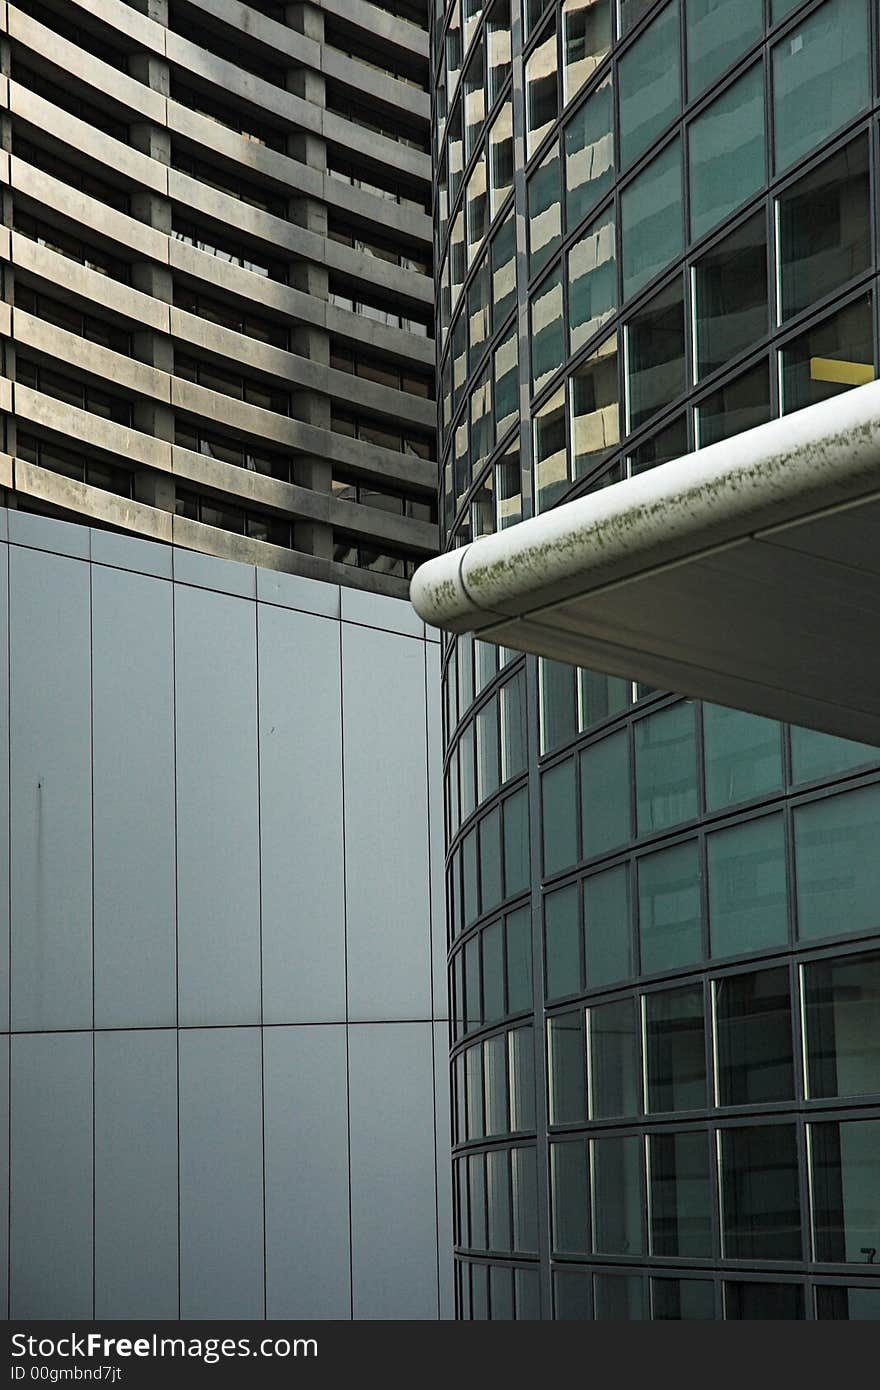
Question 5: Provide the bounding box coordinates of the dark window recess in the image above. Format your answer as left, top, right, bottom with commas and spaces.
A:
15, 284, 132, 355
11, 62, 129, 142
17, 432, 134, 498
175, 489, 294, 547
167, 4, 286, 86
174, 354, 290, 414
174, 422, 292, 482
13, 135, 129, 213
326, 156, 430, 215
332, 473, 435, 523
14, 0, 130, 70
170, 146, 287, 218
331, 409, 435, 461
332, 531, 418, 580
171, 219, 285, 281
328, 276, 431, 337
169, 79, 286, 152
174, 284, 288, 349
329, 343, 433, 398
324, 20, 428, 87
327, 218, 430, 275
16, 357, 132, 425
12, 208, 130, 282
325, 87, 430, 152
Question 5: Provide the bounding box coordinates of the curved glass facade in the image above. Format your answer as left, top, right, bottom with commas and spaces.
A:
434, 0, 880, 1318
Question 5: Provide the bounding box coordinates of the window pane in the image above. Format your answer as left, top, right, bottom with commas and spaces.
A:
510, 1024, 536, 1131
545, 882, 582, 1000
568, 210, 616, 353
569, 333, 620, 480
551, 1139, 589, 1254
708, 815, 788, 958
803, 952, 880, 1099
467, 1042, 485, 1138
494, 325, 519, 438
500, 672, 527, 781
772, 0, 870, 174
795, 784, 880, 940
515, 1266, 540, 1320
639, 841, 702, 973
628, 413, 687, 475
469, 1152, 487, 1249
621, 136, 683, 299
652, 1278, 715, 1319
618, 0, 681, 171
581, 730, 630, 859
564, 75, 614, 231
725, 1281, 804, 1319
693, 215, 768, 379
531, 265, 565, 392
584, 864, 632, 988
649, 1131, 713, 1257
687, 0, 763, 99
816, 1285, 880, 1319
542, 759, 578, 876
626, 277, 686, 432
463, 828, 479, 929
489, 100, 514, 217
505, 905, 533, 1014
540, 658, 578, 753
464, 39, 485, 158
484, 1032, 508, 1134
495, 441, 523, 530
490, 1262, 514, 1319
721, 1124, 802, 1260
580, 667, 631, 726
525, 22, 558, 157
697, 359, 771, 447
488, 0, 512, 101
491, 214, 517, 321
562, 0, 611, 105
635, 702, 698, 834
468, 262, 491, 372
554, 1268, 591, 1319
592, 1135, 644, 1255
811, 1119, 880, 1263
689, 62, 765, 243
503, 787, 530, 898
548, 1010, 586, 1125
780, 293, 874, 415
790, 725, 876, 785
715, 966, 794, 1105
589, 997, 640, 1118
476, 701, 500, 805
703, 703, 782, 810
533, 386, 568, 511
486, 1149, 511, 1252
594, 1273, 647, 1320
645, 984, 707, 1112
778, 136, 871, 322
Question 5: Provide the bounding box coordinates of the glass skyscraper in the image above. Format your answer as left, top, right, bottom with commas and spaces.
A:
434, 0, 880, 1318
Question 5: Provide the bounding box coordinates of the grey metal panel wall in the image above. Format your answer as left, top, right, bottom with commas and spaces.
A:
175, 586, 261, 1027
8, 546, 92, 1031
263, 1025, 351, 1319
94, 1030, 179, 1319
348, 1022, 440, 1320
179, 1027, 265, 1320
433, 1020, 455, 1320
10, 1031, 93, 1318
343, 625, 434, 1022
92, 566, 177, 1029
258, 604, 346, 1025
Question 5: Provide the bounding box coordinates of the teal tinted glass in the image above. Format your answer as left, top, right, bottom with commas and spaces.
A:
708, 815, 788, 958
693, 213, 768, 379
639, 840, 703, 973
584, 863, 631, 988
810, 1119, 880, 1262
649, 1131, 713, 1257
545, 882, 582, 1000
703, 703, 783, 810
531, 264, 565, 392
589, 997, 640, 1118
687, 0, 763, 98
491, 214, 517, 321
697, 360, 771, 447
528, 145, 562, 276
551, 1139, 589, 1255
569, 334, 620, 480
645, 984, 707, 1111
803, 951, 880, 1099
619, 1, 681, 170
652, 1278, 715, 1319
580, 667, 631, 726
621, 136, 683, 299
635, 702, 698, 834
505, 905, 533, 1014
564, 75, 614, 230
772, 0, 870, 174
503, 786, 530, 897
548, 1010, 587, 1124
581, 730, 630, 859
777, 136, 871, 321
494, 325, 519, 438
689, 62, 765, 242
562, 0, 612, 105
568, 210, 616, 354
542, 758, 579, 876
790, 725, 877, 785
626, 277, 686, 431
479, 805, 502, 913
629, 413, 687, 474
540, 658, 577, 753
780, 293, 874, 415
592, 1135, 644, 1254
795, 784, 880, 940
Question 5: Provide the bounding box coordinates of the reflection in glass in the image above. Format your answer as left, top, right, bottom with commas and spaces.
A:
794, 783, 880, 940
581, 730, 630, 859
466, 153, 488, 262
778, 136, 871, 321
628, 414, 687, 475
589, 996, 640, 1118
645, 984, 707, 1112
525, 21, 558, 157
584, 864, 632, 989
569, 333, 619, 480
542, 759, 578, 877
816, 1285, 880, 1319
721, 1124, 802, 1260
530, 266, 565, 392
790, 726, 876, 785
489, 101, 514, 216
772, 0, 870, 174
811, 1119, 880, 1263
548, 1010, 586, 1125
715, 967, 794, 1105
487, 0, 512, 102
781, 293, 874, 414
635, 702, 698, 833
463, 39, 485, 158
618, 0, 681, 170
687, 0, 762, 98
803, 951, 880, 1099
568, 211, 616, 353
649, 1131, 713, 1257
689, 62, 765, 242
621, 137, 683, 299
694, 214, 768, 379
470, 366, 493, 481
698, 360, 771, 447
491, 214, 517, 322
626, 278, 686, 431
652, 1278, 715, 1319
708, 815, 788, 958
580, 667, 630, 726
495, 441, 522, 530
639, 842, 702, 974
592, 1135, 644, 1254
534, 386, 567, 511
703, 703, 782, 810
528, 146, 562, 276
562, 0, 611, 105
494, 325, 518, 439
564, 75, 613, 231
